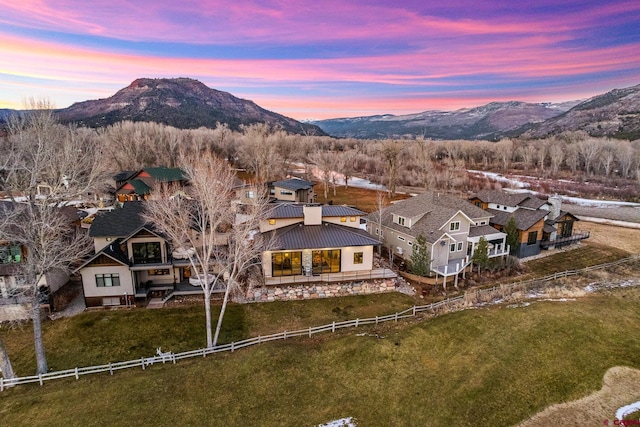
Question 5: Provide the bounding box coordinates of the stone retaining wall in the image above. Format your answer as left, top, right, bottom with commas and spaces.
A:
244, 278, 399, 303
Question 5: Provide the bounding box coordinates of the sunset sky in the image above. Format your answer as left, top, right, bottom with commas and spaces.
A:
1, 1, 639, 119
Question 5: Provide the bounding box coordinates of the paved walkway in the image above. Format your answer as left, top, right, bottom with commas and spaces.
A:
146, 298, 164, 309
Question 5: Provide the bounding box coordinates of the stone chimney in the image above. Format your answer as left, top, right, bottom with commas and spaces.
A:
548, 196, 561, 220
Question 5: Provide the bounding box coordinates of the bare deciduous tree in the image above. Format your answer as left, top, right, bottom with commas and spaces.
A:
0, 101, 105, 374
381, 140, 404, 197
548, 142, 565, 177
144, 153, 270, 348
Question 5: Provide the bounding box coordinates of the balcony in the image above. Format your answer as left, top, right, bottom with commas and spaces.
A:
540, 231, 590, 249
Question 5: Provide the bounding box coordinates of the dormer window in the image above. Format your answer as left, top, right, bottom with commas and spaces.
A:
449, 221, 460, 231
396, 216, 408, 227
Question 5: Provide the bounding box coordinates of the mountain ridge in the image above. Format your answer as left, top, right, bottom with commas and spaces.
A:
6, 78, 325, 136
311, 83, 640, 140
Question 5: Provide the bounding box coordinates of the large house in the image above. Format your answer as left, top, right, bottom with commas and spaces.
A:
114, 167, 188, 202
365, 192, 509, 285
469, 190, 588, 258
260, 203, 392, 285
76, 202, 212, 308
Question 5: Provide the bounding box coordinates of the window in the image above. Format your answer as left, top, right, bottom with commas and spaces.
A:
272, 251, 302, 277
245, 191, 255, 199
457, 242, 463, 251
0, 244, 22, 264
397, 216, 406, 226
375, 228, 379, 235
450, 243, 456, 252
350, 216, 356, 222
312, 249, 341, 274
96, 273, 120, 287
354, 252, 363, 264
479, 221, 486, 225
340, 217, 347, 222
398, 236, 405, 241
280, 190, 293, 196
475, 202, 481, 207
132, 242, 162, 264
450, 221, 460, 231
269, 219, 276, 225
504, 206, 508, 211
527, 231, 538, 245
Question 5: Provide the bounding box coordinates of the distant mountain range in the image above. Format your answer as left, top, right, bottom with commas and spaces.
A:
311, 83, 640, 140
1, 78, 325, 136
2, 79, 639, 140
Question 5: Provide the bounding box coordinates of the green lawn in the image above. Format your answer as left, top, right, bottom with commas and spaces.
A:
2, 287, 640, 426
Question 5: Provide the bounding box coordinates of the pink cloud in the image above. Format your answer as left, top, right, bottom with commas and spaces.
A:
2, 1, 638, 45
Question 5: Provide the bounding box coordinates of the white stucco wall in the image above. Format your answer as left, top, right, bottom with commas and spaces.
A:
80, 265, 134, 298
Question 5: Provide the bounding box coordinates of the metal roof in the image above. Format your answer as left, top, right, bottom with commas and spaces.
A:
265, 222, 380, 250
271, 178, 314, 191
267, 203, 364, 219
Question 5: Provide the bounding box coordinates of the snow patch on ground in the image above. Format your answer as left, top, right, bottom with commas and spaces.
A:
318, 417, 357, 427
467, 170, 640, 208
616, 401, 640, 420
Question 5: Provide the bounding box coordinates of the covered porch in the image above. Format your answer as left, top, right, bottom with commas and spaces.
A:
467, 226, 509, 258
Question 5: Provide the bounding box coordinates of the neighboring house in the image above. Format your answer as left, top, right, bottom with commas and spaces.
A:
0, 201, 74, 312
268, 178, 316, 203
365, 192, 509, 284
76, 202, 211, 308
260, 203, 392, 285
469, 190, 588, 257
115, 167, 188, 202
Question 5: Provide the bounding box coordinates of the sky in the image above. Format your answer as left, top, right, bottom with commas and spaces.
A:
1, 1, 639, 120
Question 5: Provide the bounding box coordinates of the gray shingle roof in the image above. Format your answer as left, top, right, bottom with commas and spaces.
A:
486, 208, 548, 231
468, 225, 505, 238
89, 202, 148, 237
472, 190, 547, 210
365, 192, 490, 244
265, 223, 380, 250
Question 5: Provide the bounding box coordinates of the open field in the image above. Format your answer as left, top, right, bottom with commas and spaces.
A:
314, 184, 410, 213
1, 285, 640, 426
579, 221, 640, 253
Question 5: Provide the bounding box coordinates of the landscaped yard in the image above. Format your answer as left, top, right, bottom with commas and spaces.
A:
1, 285, 640, 426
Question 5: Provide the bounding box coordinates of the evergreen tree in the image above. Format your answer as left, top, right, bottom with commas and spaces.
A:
472, 237, 490, 274
410, 234, 430, 276
504, 216, 519, 254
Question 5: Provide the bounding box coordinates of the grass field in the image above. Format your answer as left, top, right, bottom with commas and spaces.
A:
2, 185, 639, 425
1, 286, 639, 426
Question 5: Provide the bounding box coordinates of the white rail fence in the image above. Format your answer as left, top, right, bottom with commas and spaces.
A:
2, 254, 638, 391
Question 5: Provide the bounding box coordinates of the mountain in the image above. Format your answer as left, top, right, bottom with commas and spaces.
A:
521, 83, 640, 140
311, 101, 579, 140
53, 78, 325, 135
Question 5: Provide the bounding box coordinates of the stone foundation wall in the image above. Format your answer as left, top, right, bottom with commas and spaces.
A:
244, 278, 399, 303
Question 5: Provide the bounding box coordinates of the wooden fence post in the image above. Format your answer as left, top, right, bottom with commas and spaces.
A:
141, 358, 145, 370
39, 373, 43, 386
109, 363, 113, 376
332, 321, 335, 333
75, 367, 79, 380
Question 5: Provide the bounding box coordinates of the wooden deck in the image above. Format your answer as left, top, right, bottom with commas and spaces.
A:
264, 268, 396, 286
